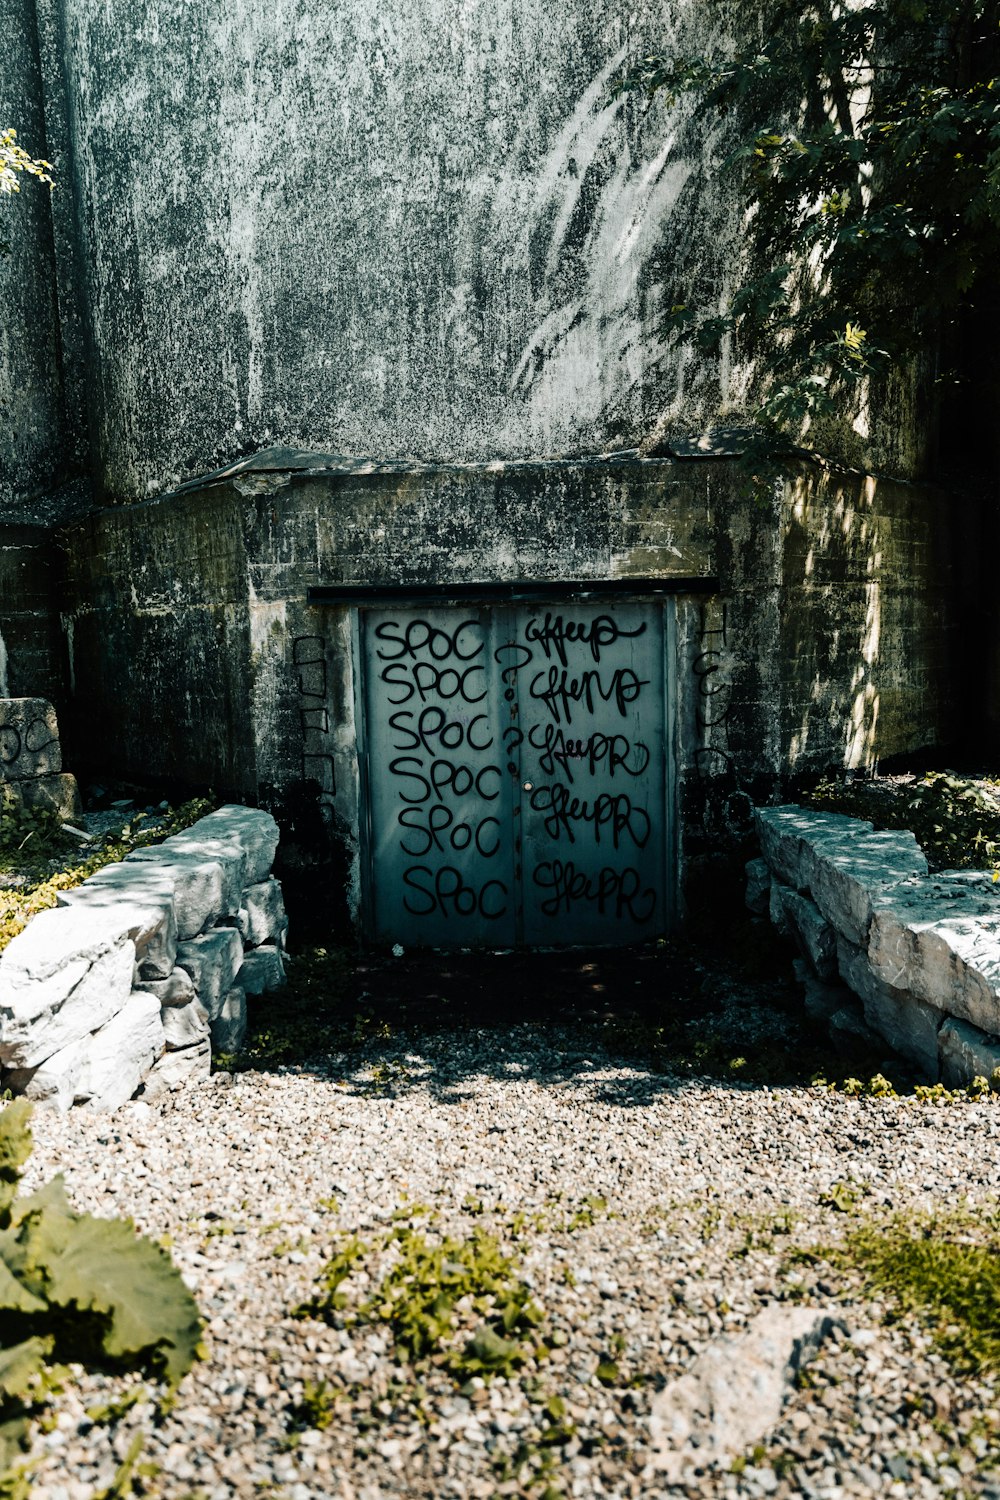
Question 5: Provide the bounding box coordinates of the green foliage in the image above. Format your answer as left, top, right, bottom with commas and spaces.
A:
0, 127, 52, 261
295, 1217, 547, 1383
0, 1102, 201, 1485
618, 0, 1000, 444
835, 1209, 1000, 1371
806, 769, 1000, 874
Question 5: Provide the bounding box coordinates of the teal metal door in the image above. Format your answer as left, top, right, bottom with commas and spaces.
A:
361, 599, 671, 947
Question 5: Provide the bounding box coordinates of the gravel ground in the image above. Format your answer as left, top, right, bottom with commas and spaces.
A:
15, 1001, 1000, 1500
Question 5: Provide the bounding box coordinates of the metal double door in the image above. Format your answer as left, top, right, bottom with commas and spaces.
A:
359, 600, 672, 947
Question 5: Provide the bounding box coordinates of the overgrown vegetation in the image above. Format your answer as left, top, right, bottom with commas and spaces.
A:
618, 0, 1000, 450
0, 796, 215, 957
0, 1100, 201, 1495
806, 769, 1000, 873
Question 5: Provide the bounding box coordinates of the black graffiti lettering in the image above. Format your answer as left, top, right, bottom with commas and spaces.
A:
388, 756, 432, 803
375, 618, 484, 663
412, 662, 488, 704
398, 806, 502, 858
402, 865, 508, 920
389, 707, 494, 755
429, 759, 502, 802
527, 723, 650, 783
529, 784, 650, 849
528, 666, 648, 725
532, 861, 656, 923
388, 757, 503, 804
524, 612, 645, 667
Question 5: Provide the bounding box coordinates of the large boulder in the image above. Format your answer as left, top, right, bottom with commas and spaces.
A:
868, 873, 1000, 1035
175, 927, 243, 1019
0, 908, 136, 1069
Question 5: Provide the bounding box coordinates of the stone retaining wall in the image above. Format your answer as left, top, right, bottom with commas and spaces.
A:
0, 805, 287, 1110
749, 807, 1000, 1086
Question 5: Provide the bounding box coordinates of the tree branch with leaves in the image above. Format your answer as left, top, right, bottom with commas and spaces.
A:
618, 0, 1000, 457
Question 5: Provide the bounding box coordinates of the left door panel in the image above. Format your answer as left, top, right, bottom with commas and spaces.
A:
362, 607, 518, 947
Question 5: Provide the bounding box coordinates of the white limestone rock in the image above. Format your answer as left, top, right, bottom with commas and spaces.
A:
3, 1034, 91, 1113
138, 966, 196, 1007
239, 944, 286, 996
55, 886, 177, 979
0, 697, 62, 778
791, 959, 853, 1024
125, 846, 236, 937
192, 805, 279, 884
0, 909, 136, 1069
755, 806, 874, 891
938, 1017, 1000, 1089
241, 878, 288, 947
768, 879, 792, 940
211, 986, 247, 1053
161, 996, 210, 1050
80, 992, 166, 1111
778, 888, 836, 979
745, 858, 771, 917
141, 1037, 211, 1099
807, 829, 928, 946
649, 1306, 841, 1480
175, 927, 243, 1019
868, 872, 1000, 1035
161, 831, 248, 903
838, 936, 943, 1078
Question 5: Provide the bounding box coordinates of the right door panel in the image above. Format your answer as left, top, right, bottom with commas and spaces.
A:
514, 602, 668, 946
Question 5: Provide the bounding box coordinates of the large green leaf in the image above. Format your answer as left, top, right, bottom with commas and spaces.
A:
0, 1340, 51, 1402
0, 1254, 44, 1316
0, 1105, 33, 1223
39, 1213, 201, 1388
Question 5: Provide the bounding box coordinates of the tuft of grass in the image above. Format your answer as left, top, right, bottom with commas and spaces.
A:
832, 1210, 1000, 1372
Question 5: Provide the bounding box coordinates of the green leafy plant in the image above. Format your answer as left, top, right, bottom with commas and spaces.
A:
295, 1218, 546, 1382
832, 1208, 1000, 1371
0, 1100, 201, 1484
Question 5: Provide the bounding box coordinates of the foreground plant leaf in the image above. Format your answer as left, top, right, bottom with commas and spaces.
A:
38, 1213, 201, 1388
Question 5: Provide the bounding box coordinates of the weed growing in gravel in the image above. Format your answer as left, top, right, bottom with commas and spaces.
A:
294, 1218, 546, 1382
837, 1211, 1000, 1372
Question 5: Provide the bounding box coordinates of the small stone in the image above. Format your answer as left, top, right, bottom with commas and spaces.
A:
211, 987, 247, 1053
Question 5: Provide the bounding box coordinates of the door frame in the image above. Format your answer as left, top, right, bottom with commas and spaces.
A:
350, 583, 682, 949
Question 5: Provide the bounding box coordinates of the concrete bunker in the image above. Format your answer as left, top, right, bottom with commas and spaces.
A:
36, 445, 956, 949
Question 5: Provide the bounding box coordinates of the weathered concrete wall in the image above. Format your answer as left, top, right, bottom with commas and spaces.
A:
44, 0, 759, 502
0, 0, 68, 516
59, 452, 957, 922
0, 527, 64, 701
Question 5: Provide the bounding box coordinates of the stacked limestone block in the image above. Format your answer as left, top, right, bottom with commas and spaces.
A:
750, 805, 1000, 1086
0, 698, 81, 820
0, 805, 287, 1110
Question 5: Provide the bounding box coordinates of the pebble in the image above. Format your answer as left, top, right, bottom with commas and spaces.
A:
14, 1019, 1000, 1497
